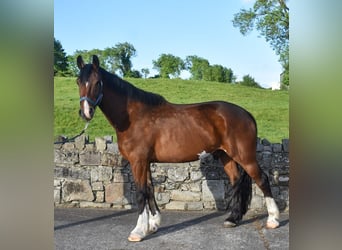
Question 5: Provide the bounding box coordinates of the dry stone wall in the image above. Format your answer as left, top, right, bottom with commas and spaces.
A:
54, 135, 289, 212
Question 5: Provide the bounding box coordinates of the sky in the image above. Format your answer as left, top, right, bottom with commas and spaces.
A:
54, 0, 283, 88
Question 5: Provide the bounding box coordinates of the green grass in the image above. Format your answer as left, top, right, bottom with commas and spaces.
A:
54, 77, 288, 143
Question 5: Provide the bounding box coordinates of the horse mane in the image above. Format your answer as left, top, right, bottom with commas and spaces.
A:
100, 68, 167, 106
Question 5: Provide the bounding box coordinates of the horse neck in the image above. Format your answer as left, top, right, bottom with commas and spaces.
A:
99, 72, 131, 132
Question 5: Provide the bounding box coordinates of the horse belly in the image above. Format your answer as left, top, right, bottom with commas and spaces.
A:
154, 127, 218, 163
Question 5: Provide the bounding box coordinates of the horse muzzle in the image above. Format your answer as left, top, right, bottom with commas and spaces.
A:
79, 104, 94, 121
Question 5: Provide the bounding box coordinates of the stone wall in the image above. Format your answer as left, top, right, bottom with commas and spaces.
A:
54, 135, 289, 212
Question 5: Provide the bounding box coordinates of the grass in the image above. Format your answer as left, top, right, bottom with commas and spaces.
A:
54, 77, 288, 143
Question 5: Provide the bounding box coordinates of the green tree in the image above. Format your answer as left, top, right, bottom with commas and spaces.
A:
127, 70, 142, 78
68, 49, 107, 76
185, 55, 210, 80
232, 0, 289, 86
210, 65, 235, 83
222, 67, 235, 83
152, 54, 185, 78
104, 42, 137, 77
67, 45, 141, 78
102, 47, 117, 73
141, 68, 150, 78
186, 55, 234, 83
210, 65, 225, 82
239, 74, 261, 88
67, 55, 78, 77
54, 38, 69, 76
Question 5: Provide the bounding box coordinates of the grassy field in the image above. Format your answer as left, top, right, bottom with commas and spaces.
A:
54, 77, 288, 143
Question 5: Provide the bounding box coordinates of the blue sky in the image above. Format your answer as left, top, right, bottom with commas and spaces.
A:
54, 0, 282, 88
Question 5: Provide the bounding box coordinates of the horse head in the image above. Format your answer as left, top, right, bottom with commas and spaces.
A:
76, 55, 103, 121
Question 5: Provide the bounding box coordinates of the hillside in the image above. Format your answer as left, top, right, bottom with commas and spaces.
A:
54, 77, 288, 143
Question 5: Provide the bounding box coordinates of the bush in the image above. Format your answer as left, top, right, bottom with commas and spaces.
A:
239, 75, 262, 88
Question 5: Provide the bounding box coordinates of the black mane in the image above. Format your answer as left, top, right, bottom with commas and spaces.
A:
100, 68, 166, 106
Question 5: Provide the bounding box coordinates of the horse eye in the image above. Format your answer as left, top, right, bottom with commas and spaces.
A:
96, 81, 101, 88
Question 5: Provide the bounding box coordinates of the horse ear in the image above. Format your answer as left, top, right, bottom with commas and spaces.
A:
77, 56, 85, 69
92, 55, 99, 71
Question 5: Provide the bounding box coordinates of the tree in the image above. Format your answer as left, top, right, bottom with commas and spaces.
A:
210, 65, 235, 83
239, 74, 261, 88
152, 54, 185, 78
186, 55, 235, 83
127, 70, 142, 78
185, 55, 210, 80
222, 67, 235, 83
66, 43, 141, 78
54, 38, 69, 76
104, 42, 137, 77
210, 65, 225, 82
141, 68, 150, 79
68, 49, 107, 76
232, 0, 289, 86
67, 55, 78, 77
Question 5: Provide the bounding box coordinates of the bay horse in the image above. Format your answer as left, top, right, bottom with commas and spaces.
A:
76, 55, 280, 242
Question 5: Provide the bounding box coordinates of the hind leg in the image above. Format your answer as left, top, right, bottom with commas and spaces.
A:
240, 161, 280, 229
220, 153, 252, 227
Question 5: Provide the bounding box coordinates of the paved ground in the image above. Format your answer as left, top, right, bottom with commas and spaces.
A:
54, 208, 289, 250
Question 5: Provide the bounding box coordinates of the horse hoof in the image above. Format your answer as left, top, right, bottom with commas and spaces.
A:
128, 234, 143, 242
223, 220, 237, 228
266, 220, 279, 229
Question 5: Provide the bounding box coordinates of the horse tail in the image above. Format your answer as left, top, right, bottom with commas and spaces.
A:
226, 164, 252, 223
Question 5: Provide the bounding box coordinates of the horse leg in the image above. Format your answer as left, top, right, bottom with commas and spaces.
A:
238, 160, 280, 229
128, 160, 161, 242
220, 153, 252, 227
146, 168, 161, 234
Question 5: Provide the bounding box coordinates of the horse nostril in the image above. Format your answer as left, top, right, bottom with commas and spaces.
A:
89, 107, 94, 116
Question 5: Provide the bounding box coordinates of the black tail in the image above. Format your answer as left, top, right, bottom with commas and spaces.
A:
226, 165, 252, 224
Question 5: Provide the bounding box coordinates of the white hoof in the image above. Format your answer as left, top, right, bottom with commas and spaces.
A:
128, 206, 161, 242
223, 220, 237, 228
128, 233, 144, 242
265, 197, 280, 229
266, 218, 280, 229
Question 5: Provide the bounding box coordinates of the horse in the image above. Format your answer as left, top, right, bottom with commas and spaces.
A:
75, 55, 280, 242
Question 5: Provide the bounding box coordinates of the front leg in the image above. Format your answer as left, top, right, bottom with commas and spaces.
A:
128, 161, 161, 242
128, 198, 150, 242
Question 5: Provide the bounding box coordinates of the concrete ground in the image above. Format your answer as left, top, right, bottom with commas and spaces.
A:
54, 208, 289, 250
